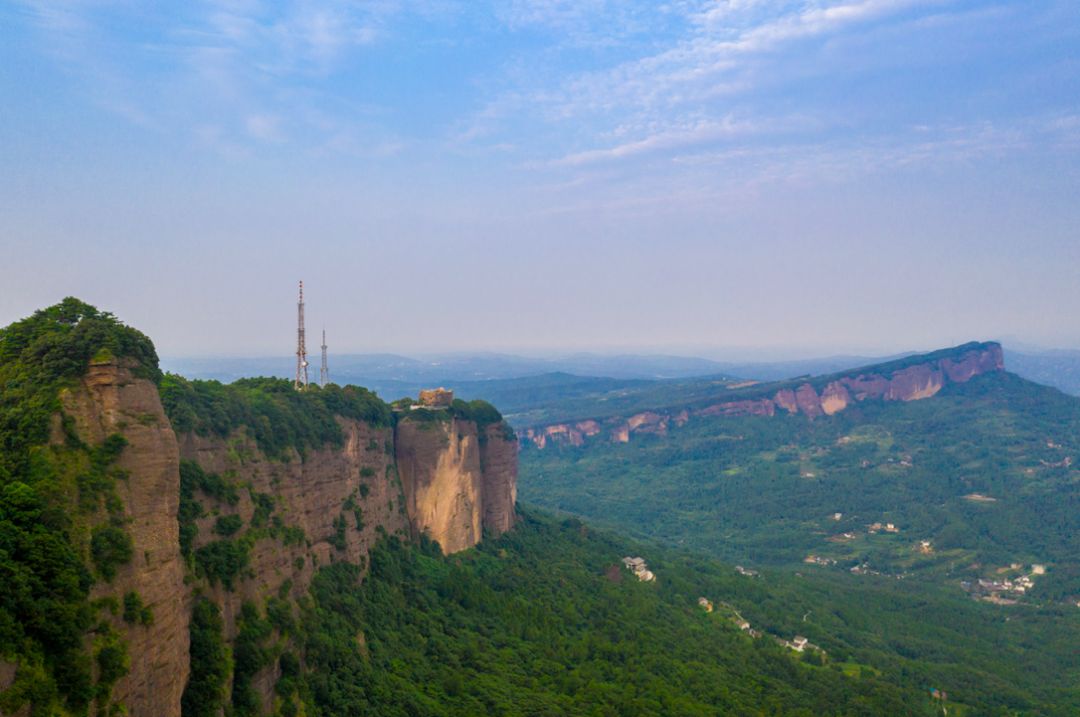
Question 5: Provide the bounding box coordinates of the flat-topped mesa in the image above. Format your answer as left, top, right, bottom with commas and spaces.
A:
525, 342, 1005, 448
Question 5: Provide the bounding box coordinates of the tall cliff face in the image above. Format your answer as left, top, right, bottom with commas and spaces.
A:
525, 342, 1006, 449
59, 360, 190, 717
177, 420, 409, 633
176, 412, 517, 712
480, 424, 518, 536
395, 416, 518, 554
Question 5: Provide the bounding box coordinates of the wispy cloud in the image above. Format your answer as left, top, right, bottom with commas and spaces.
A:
537, 0, 932, 122
551, 115, 784, 166
12, 0, 416, 155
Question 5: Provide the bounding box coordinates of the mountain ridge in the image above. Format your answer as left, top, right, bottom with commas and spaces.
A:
523, 341, 1004, 448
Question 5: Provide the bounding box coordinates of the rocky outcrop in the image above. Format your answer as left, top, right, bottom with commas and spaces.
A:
697, 399, 776, 418
395, 418, 484, 554
395, 417, 517, 553
59, 360, 189, 717
525, 342, 1005, 448
524, 420, 601, 448
820, 382, 852, 416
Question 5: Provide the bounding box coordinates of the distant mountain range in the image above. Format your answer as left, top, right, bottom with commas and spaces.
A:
162, 345, 1080, 404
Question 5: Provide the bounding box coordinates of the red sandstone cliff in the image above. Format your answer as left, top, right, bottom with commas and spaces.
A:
59, 360, 189, 717
525, 342, 1006, 448
178, 420, 409, 632
25, 360, 518, 717
395, 417, 517, 553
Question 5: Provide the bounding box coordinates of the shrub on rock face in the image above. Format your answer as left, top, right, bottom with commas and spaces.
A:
0, 299, 158, 714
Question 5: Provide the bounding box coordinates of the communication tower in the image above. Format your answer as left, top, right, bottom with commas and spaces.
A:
320, 328, 329, 387
295, 281, 309, 389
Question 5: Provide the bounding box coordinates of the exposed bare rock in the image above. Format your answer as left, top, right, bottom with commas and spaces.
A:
885, 364, 944, 401
941, 343, 1005, 381
820, 382, 852, 415
774, 389, 799, 414
60, 360, 189, 717
395, 418, 483, 554
179, 419, 408, 638
480, 425, 518, 536
840, 374, 890, 400
393, 417, 518, 552
525, 342, 1005, 448
795, 384, 824, 417
696, 399, 776, 418
524, 420, 602, 448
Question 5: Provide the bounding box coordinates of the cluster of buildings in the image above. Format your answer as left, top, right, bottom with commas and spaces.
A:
621, 556, 656, 582
734, 565, 759, 577
803, 555, 836, 566
960, 564, 1046, 603
867, 521, 900, 534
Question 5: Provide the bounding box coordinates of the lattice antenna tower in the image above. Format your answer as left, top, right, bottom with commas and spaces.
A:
295, 281, 309, 389
320, 328, 329, 387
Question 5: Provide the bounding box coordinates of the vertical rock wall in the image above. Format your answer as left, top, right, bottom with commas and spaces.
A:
480, 424, 518, 536
395, 416, 518, 554
60, 360, 189, 717
177, 419, 409, 636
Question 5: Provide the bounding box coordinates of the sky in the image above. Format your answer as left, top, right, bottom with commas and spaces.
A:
1, 0, 1079, 359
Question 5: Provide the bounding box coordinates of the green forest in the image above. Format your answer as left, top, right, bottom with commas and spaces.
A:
520, 372, 1080, 598
186, 510, 1079, 716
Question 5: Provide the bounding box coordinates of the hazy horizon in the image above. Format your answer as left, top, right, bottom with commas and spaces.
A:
4, 2, 1079, 355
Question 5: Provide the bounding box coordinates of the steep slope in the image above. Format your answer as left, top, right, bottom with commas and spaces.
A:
61, 358, 189, 717
163, 380, 519, 715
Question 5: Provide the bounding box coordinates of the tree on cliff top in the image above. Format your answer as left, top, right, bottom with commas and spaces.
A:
0, 299, 159, 714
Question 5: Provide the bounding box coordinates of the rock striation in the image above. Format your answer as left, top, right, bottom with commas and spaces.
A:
395, 417, 517, 553
59, 360, 190, 717
525, 342, 1005, 449
177, 419, 409, 637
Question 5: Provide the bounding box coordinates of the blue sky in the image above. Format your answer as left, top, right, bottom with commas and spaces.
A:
2, 0, 1078, 358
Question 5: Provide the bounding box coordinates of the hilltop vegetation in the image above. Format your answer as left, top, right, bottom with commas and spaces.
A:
160, 375, 393, 459
0, 299, 160, 715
